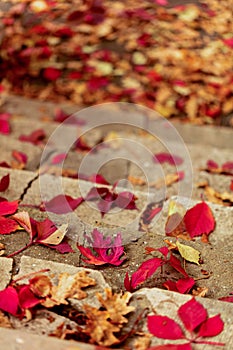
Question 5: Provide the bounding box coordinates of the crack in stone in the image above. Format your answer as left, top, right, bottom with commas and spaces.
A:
19, 172, 39, 202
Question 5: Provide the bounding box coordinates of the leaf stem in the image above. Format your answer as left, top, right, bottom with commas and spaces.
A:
7, 242, 33, 258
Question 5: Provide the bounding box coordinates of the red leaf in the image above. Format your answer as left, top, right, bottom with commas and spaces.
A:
85, 187, 110, 201
19, 129, 46, 145
48, 240, 74, 253
0, 174, 10, 192
230, 180, 233, 192
0, 113, 11, 135
36, 218, 56, 241
115, 191, 138, 210
219, 295, 233, 303
169, 253, 188, 277
13, 211, 32, 237
51, 153, 67, 165
78, 229, 126, 266
176, 277, 195, 294
12, 150, 28, 165
153, 153, 183, 166
223, 38, 233, 48
148, 344, 192, 350
43, 67, 61, 81
178, 298, 207, 332
75, 137, 91, 151
124, 272, 132, 292
0, 286, 19, 315
54, 27, 74, 38
147, 315, 184, 339
198, 314, 224, 338
0, 216, 20, 234
18, 285, 41, 309
42, 195, 84, 214
128, 257, 164, 290
184, 202, 215, 238
88, 174, 110, 185
0, 200, 18, 216
222, 161, 233, 174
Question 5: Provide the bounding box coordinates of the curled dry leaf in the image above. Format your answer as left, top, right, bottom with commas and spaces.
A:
97, 288, 135, 324
42, 271, 96, 307
83, 304, 120, 346
0, 310, 12, 329
197, 181, 233, 206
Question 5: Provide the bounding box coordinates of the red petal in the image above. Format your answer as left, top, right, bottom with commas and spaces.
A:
0, 174, 10, 192
0, 200, 18, 215
198, 314, 224, 338
75, 137, 91, 152
0, 216, 20, 234
223, 38, 233, 48
0, 286, 19, 315
153, 153, 183, 166
43, 195, 84, 214
147, 315, 184, 339
184, 202, 215, 238
178, 298, 207, 332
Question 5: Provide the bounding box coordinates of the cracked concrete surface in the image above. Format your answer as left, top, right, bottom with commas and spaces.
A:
0, 95, 233, 349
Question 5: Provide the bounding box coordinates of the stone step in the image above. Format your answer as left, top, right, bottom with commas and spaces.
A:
1, 256, 233, 349
0, 166, 232, 300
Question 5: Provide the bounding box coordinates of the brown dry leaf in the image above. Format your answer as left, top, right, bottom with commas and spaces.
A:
83, 304, 120, 346
128, 176, 146, 186
97, 288, 135, 324
42, 271, 96, 307
192, 287, 209, 297
0, 243, 5, 256
133, 334, 152, 350
150, 172, 182, 189
197, 182, 233, 206
0, 310, 12, 328
29, 275, 52, 297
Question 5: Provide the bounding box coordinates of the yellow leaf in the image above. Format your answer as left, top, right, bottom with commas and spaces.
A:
176, 241, 200, 265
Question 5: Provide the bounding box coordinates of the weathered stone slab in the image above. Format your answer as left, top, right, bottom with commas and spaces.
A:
0, 135, 42, 171
0, 257, 13, 290
0, 168, 37, 201
16, 256, 110, 309
134, 287, 233, 348
0, 328, 95, 350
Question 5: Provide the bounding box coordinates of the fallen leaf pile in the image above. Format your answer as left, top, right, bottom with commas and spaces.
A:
0, 0, 232, 124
